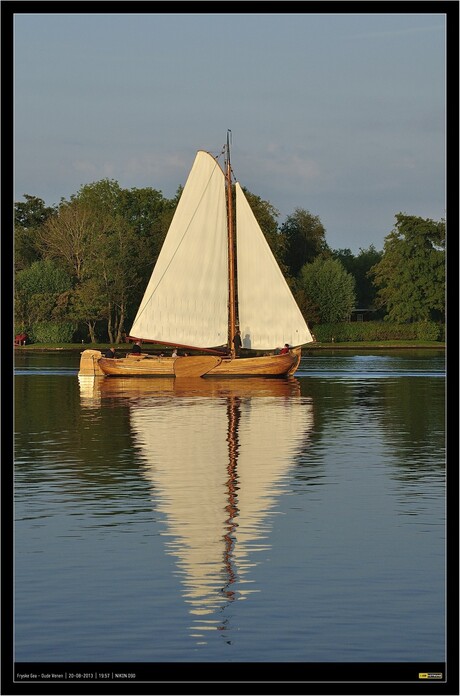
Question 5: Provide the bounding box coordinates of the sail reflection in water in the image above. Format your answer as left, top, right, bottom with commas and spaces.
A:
80, 377, 313, 634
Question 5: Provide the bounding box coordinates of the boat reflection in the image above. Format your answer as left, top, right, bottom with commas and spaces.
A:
79, 375, 304, 399
78, 377, 314, 636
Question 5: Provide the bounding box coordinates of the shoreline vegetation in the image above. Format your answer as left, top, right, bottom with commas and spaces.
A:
14, 341, 445, 353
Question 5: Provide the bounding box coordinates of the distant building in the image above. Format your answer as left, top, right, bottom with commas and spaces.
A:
350, 308, 377, 322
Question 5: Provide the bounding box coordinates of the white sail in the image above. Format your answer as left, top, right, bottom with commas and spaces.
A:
130, 147, 313, 353
130, 151, 229, 348
236, 183, 313, 350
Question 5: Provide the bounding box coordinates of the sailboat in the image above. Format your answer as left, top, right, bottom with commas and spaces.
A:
79, 134, 313, 379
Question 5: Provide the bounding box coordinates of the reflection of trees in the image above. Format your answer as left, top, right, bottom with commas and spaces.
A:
296, 374, 444, 486
14, 375, 140, 494
377, 377, 445, 480
293, 377, 352, 483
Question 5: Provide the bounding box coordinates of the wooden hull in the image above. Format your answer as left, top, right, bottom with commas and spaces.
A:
99, 354, 176, 376
208, 347, 301, 377
79, 347, 302, 378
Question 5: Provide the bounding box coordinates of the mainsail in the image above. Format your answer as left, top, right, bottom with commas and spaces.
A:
130, 149, 313, 351
130, 151, 228, 348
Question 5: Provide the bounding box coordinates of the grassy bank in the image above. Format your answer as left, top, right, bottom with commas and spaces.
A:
14, 340, 445, 353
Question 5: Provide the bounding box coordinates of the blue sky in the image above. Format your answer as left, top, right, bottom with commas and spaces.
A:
13, 11, 446, 253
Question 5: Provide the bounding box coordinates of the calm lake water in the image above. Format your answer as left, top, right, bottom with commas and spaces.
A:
12, 350, 446, 683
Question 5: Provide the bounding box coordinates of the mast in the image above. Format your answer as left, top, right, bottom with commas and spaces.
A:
226, 130, 237, 356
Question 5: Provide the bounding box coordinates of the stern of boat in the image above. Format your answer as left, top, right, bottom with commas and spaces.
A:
78, 349, 105, 377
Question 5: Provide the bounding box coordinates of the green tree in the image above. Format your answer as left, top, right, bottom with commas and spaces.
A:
280, 209, 329, 278
76, 185, 160, 341
369, 214, 445, 322
37, 199, 100, 282
94, 217, 146, 343
120, 185, 174, 237
15, 259, 73, 328
71, 180, 173, 334
71, 179, 123, 212
333, 245, 383, 310
14, 195, 56, 272
299, 257, 356, 323
69, 278, 108, 343
14, 194, 56, 229
34, 188, 149, 342
75, 178, 172, 253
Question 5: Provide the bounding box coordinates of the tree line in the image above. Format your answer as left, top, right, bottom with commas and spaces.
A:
14, 179, 445, 344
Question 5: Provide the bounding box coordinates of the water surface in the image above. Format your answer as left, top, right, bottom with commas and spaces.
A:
13, 350, 446, 669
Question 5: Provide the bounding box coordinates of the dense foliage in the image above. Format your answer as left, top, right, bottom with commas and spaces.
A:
369, 214, 445, 323
299, 257, 356, 324
332, 245, 383, 313
14, 178, 445, 344
15, 259, 73, 330
280, 208, 329, 277
314, 321, 443, 343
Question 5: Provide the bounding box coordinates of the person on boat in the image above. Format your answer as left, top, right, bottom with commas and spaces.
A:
280, 343, 290, 355
105, 347, 115, 358
171, 348, 178, 357
131, 341, 142, 355
233, 329, 242, 356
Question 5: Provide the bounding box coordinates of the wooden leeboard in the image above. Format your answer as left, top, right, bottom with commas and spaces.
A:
174, 355, 221, 378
